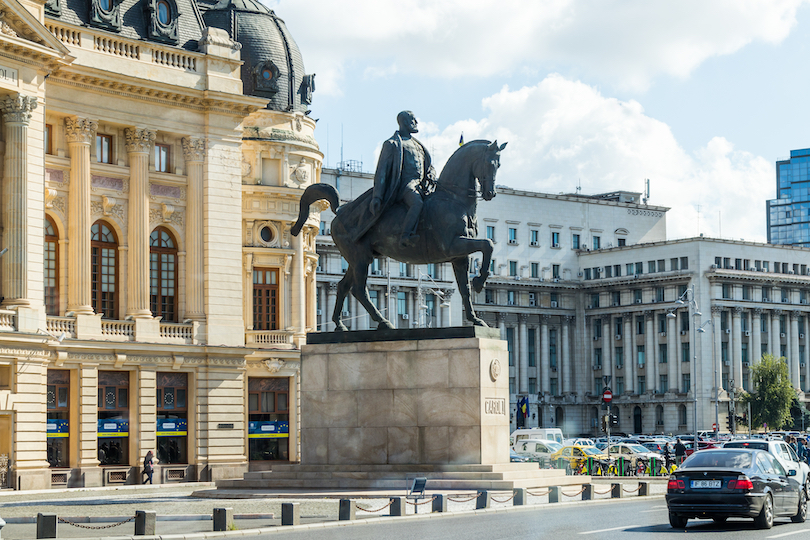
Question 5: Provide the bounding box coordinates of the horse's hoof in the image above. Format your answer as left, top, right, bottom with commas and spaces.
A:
377, 319, 395, 330
334, 323, 348, 332
472, 276, 485, 293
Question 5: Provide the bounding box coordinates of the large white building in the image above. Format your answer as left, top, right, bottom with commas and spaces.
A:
315, 167, 810, 437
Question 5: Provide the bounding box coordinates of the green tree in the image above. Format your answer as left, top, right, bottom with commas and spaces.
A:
739, 354, 795, 431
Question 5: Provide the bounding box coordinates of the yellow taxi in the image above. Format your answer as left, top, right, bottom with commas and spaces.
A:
550, 444, 608, 467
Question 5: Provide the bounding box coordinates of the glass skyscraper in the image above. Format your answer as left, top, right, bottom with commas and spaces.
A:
767, 148, 810, 246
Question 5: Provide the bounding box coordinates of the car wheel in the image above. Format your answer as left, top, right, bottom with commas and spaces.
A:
669, 512, 688, 529
793, 489, 808, 523
755, 494, 774, 529
712, 516, 727, 524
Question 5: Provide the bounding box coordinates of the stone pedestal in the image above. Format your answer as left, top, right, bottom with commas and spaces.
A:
301, 327, 509, 465
215, 327, 586, 491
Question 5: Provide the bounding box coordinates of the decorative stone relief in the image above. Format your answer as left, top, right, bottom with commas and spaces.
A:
241, 159, 252, 178
161, 203, 174, 222
149, 205, 183, 227
51, 196, 66, 217
46, 169, 65, 185
44, 189, 57, 209
91, 199, 124, 221
150, 183, 185, 201
65, 117, 97, 144
0, 94, 37, 124
286, 158, 308, 188
102, 195, 117, 216
0, 12, 17, 37
91, 175, 125, 192
144, 0, 178, 44
265, 358, 285, 373
89, 0, 122, 32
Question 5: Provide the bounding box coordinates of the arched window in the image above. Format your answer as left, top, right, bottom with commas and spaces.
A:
149, 227, 177, 322
91, 221, 118, 318
44, 216, 59, 316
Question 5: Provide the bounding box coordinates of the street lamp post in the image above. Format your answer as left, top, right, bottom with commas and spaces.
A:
669, 284, 703, 445
416, 269, 451, 328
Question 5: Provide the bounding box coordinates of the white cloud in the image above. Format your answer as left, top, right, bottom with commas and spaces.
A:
268, 0, 804, 94
418, 74, 772, 242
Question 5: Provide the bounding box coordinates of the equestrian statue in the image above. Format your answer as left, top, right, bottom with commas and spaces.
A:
292, 110, 506, 331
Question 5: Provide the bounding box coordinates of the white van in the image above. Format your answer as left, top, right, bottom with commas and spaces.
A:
513, 438, 563, 462
510, 428, 564, 447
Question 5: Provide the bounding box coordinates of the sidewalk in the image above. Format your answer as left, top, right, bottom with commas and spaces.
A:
0, 479, 668, 539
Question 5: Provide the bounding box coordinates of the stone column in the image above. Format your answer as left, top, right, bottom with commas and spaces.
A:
624, 313, 634, 393
125, 128, 156, 319
181, 138, 205, 320
137, 369, 157, 474
645, 311, 655, 393
752, 308, 762, 366
732, 307, 743, 390
64, 117, 97, 314
540, 314, 550, 395
518, 314, 529, 394
712, 307, 724, 391
772, 309, 782, 359
291, 228, 306, 341
441, 288, 453, 327
791, 311, 801, 389
667, 310, 678, 391
0, 94, 36, 306
497, 311, 506, 339
562, 316, 572, 394
602, 318, 612, 380
78, 364, 101, 480
326, 283, 337, 331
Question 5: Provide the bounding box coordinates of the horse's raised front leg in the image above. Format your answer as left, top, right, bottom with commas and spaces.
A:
451, 256, 487, 327
349, 265, 394, 330
332, 272, 351, 332
470, 238, 494, 293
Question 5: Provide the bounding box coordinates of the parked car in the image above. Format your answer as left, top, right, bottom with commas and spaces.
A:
510, 448, 529, 463
666, 448, 805, 529
510, 428, 564, 446
606, 443, 662, 464
550, 445, 607, 467
642, 441, 668, 455
723, 439, 810, 496
683, 440, 720, 456
513, 439, 563, 462
564, 438, 595, 447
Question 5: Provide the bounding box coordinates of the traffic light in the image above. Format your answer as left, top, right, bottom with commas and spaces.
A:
737, 414, 748, 427
726, 414, 734, 432
601, 415, 608, 432
610, 414, 619, 427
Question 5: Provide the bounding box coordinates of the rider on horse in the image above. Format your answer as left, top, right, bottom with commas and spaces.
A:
359, 111, 436, 247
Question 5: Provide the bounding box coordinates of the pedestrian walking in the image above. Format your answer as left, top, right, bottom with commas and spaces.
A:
674, 438, 686, 466
143, 450, 155, 484
664, 443, 672, 470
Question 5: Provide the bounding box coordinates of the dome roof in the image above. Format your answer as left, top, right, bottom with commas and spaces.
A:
202, 0, 314, 112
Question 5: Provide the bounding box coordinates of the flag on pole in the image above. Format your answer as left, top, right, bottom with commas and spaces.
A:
519, 396, 528, 418
459, 132, 464, 146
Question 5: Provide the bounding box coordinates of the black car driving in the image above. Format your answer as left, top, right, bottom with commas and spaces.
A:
666, 448, 806, 529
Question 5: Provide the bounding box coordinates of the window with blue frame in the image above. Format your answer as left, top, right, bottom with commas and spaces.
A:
248, 377, 289, 461
97, 370, 129, 466
156, 371, 188, 464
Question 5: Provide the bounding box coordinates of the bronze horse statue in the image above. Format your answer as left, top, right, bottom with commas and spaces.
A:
292, 140, 506, 330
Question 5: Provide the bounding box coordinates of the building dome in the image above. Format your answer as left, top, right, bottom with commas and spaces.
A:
201, 0, 314, 112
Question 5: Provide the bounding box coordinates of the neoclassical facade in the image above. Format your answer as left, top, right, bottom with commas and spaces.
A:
0, 0, 321, 489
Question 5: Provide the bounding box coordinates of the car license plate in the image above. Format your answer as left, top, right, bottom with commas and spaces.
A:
691, 480, 721, 489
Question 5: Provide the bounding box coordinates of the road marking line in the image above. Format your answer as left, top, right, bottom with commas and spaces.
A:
579, 525, 639, 535
641, 509, 663, 513
767, 530, 810, 539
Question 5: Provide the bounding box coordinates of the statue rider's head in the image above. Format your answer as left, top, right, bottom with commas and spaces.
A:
397, 110, 418, 135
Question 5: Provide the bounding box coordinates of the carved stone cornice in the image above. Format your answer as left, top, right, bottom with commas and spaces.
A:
754, 307, 763, 316
791, 310, 801, 321
540, 314, 551, 324
518, 313, 529, 323
622, 311, 635, 319
125, 128, 156, 153
644, 310, 654, 320
0, 93, 36, 124
773, 309, 783, 317
711, 306, 723, 315
182, 137, 206, 162
327, 282, 338, 293
496, 312, 507, 322
64, 117, 97, 144
733, 306, 743, 314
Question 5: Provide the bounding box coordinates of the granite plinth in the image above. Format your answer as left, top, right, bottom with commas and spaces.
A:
304, 325, 501, 345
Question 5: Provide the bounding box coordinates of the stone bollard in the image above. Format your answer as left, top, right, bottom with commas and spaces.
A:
611, 483, 623, 499
339, 499, 356, 521
281, 503, 300, 526
36, 513, 56, 539
513, 488, 527, 506
389, 497, 404, 516
582, 484, 592, 501
213, 508, 233, 532
475, 491, 490, 509
432, 494, 447, 513
549, 486, 560, 503
639, 481, 649, 497
135, 510, 156, 536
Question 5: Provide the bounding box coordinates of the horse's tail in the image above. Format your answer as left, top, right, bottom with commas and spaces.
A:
291, 183, 340, 237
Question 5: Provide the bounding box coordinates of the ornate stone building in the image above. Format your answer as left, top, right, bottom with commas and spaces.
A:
0, 0, 320, 489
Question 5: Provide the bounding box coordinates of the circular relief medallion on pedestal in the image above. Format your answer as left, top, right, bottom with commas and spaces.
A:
490, 359, 501, 381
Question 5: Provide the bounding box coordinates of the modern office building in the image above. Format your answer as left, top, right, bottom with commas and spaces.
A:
316, 167, 810, 437
0, 0, 321, 489
767, 147, 810, 246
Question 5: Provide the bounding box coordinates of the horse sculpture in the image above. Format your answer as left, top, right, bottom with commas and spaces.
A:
292, 139, 506, 331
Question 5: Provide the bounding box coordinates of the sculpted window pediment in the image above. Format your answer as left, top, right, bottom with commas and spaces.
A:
89, 0, 122, 32
145, 0, 178, 44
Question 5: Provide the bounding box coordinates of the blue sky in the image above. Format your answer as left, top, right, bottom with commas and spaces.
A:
268, 0, 810, 242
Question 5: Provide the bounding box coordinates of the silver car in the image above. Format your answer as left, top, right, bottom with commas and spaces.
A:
723, 439, 810, 496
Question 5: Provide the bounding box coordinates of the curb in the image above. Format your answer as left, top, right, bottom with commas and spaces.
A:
3, 514, 275, 524
0, 482, 215, 498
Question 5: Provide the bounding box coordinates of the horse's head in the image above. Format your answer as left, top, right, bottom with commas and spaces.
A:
476, 140, 507, 201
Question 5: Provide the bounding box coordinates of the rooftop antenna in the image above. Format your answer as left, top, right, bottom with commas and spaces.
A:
576, 179, 581, 195
642, 178, 650, 205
